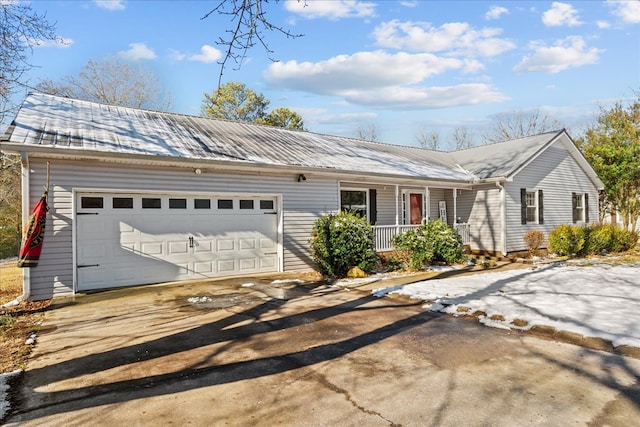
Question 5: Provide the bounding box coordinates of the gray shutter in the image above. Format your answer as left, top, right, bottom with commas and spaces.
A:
538, 190, 544, 224
520, 188, 527, 225
369, 189, 377, 224
584, 193, 589, 223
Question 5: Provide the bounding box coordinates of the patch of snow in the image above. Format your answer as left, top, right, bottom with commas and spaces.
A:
428, 265, 458, 272
334, 276, 382, 288
0, 370, 21, 420
187, 296, 212, 304
372, 285, 403, 298
381, 262, 640, 348
270, 279, 304, 285
241, 283, 255, 288
25, 334, 36, 345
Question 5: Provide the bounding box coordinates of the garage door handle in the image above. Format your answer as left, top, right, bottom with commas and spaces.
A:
263, 252, 277, 255
77, 212, 99, 215
77, 264, 100, 268
263, 212, 277, 215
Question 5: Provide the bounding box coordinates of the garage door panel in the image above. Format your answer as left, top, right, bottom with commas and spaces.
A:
217, 239, 235, 251
239, 238, 256, 250
76, 193, 279, 291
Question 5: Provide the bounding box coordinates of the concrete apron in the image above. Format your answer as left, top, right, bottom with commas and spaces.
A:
6, 273, 640, 426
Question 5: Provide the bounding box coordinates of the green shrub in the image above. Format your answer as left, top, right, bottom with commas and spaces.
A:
549, 223, 637, 257
608, 225, 638, 253
392, 227, 434, 270
548, 224, 585, 256
310, 211, 377, 277
426, 219, 465, 263
523, 230, 544, 257
391, 219, 464, 269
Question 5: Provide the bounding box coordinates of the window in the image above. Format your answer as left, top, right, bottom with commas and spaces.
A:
520, 188, 543, 225
142, 198, 162, 209
260, 200, 274, 210
194, 199, 211, 209
526, 191, 537, 223
81, 196, 103, 209
218, 199, 233, 209
240, 199, 254, 210
572, 193, 589, 223
340, 189, 367, 219
169, 198, 187, 209
113, 197, 134, 209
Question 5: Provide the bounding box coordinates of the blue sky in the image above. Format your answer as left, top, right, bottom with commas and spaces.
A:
19, 0, 640, 149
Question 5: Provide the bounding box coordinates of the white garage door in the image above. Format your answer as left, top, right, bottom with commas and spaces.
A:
75, 192, 279, 291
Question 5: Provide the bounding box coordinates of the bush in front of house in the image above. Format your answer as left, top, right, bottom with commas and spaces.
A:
426, 219, 465, 263
549, 223, 637, 257
523, 230, 544, 257
391, 219, 464, 270
391, 227, 434, 270
548, 224, 585, 256
310, 211, 377, 277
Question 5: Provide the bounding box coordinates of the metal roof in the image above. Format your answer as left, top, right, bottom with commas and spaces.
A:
4, 94, 597, 187
453, 131, 564, 180
2, 93, 474, 182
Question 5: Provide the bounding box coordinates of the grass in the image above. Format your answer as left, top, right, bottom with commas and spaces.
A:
0, 260, 50, 373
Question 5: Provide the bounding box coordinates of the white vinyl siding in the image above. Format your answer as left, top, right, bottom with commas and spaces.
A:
458, 184, 503, 253
506, 141, 599, 253
25, 158, 337, 300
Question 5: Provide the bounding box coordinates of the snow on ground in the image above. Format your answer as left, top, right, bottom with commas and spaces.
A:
373, 261, 640, 348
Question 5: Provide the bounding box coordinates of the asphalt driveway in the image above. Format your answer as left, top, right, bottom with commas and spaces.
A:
5, 272, 640, 426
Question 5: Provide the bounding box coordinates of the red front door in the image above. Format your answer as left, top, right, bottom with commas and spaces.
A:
409, 193, 423, 225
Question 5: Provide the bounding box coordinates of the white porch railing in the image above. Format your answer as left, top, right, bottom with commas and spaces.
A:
453, 222, 470, 246
374, 222, 471, 252
373, 225, 421, 252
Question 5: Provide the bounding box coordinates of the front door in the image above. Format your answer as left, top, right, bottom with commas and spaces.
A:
409, 193, 423, 225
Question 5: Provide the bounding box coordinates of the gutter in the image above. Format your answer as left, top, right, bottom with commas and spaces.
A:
495, 181, 508, 256
2, 152, 30, 307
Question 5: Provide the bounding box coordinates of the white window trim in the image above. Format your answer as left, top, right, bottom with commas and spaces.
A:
402, 189, 426, 225
526, 189, 539, 225
340, 187, 369, 222
574, 193, 586, 223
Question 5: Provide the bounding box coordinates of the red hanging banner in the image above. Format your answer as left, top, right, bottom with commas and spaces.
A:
17, 192, 49, 268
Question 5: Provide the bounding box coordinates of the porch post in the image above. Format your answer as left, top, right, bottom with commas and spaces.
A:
452, 188, 457, 225
394, 185, 399, 230
425, 186, 430, 222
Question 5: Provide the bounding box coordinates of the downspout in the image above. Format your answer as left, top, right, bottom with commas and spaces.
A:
495, 181, 507, 256
2, 152, 30, 307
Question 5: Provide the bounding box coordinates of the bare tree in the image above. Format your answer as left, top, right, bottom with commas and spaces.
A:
451, 126, 475, 150
416, 129, 441, 150
1, 2, 58, 126
202, 0, 304, 87
355, 122, 379, 142
483, 109, 563, 143
36, 59, 171, 110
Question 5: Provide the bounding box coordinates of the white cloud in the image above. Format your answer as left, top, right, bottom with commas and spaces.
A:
485, 6, 509, 20
542, 2, 583, 27
188, 45, 222, 63
93, 0, 125, 11
597, 20, 611, 29
607, 0, 640, 24
265, 51, 477, 93
117, 43, 156, 61
284, 0, 376, 20
264, 51, 505, 109
339, 84, 508, 109
372, 20, 516, 57
513, 36, 602, 74
399, 1, 419, 8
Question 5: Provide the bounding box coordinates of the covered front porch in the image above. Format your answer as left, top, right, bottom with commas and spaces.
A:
339, 181, 471, 252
